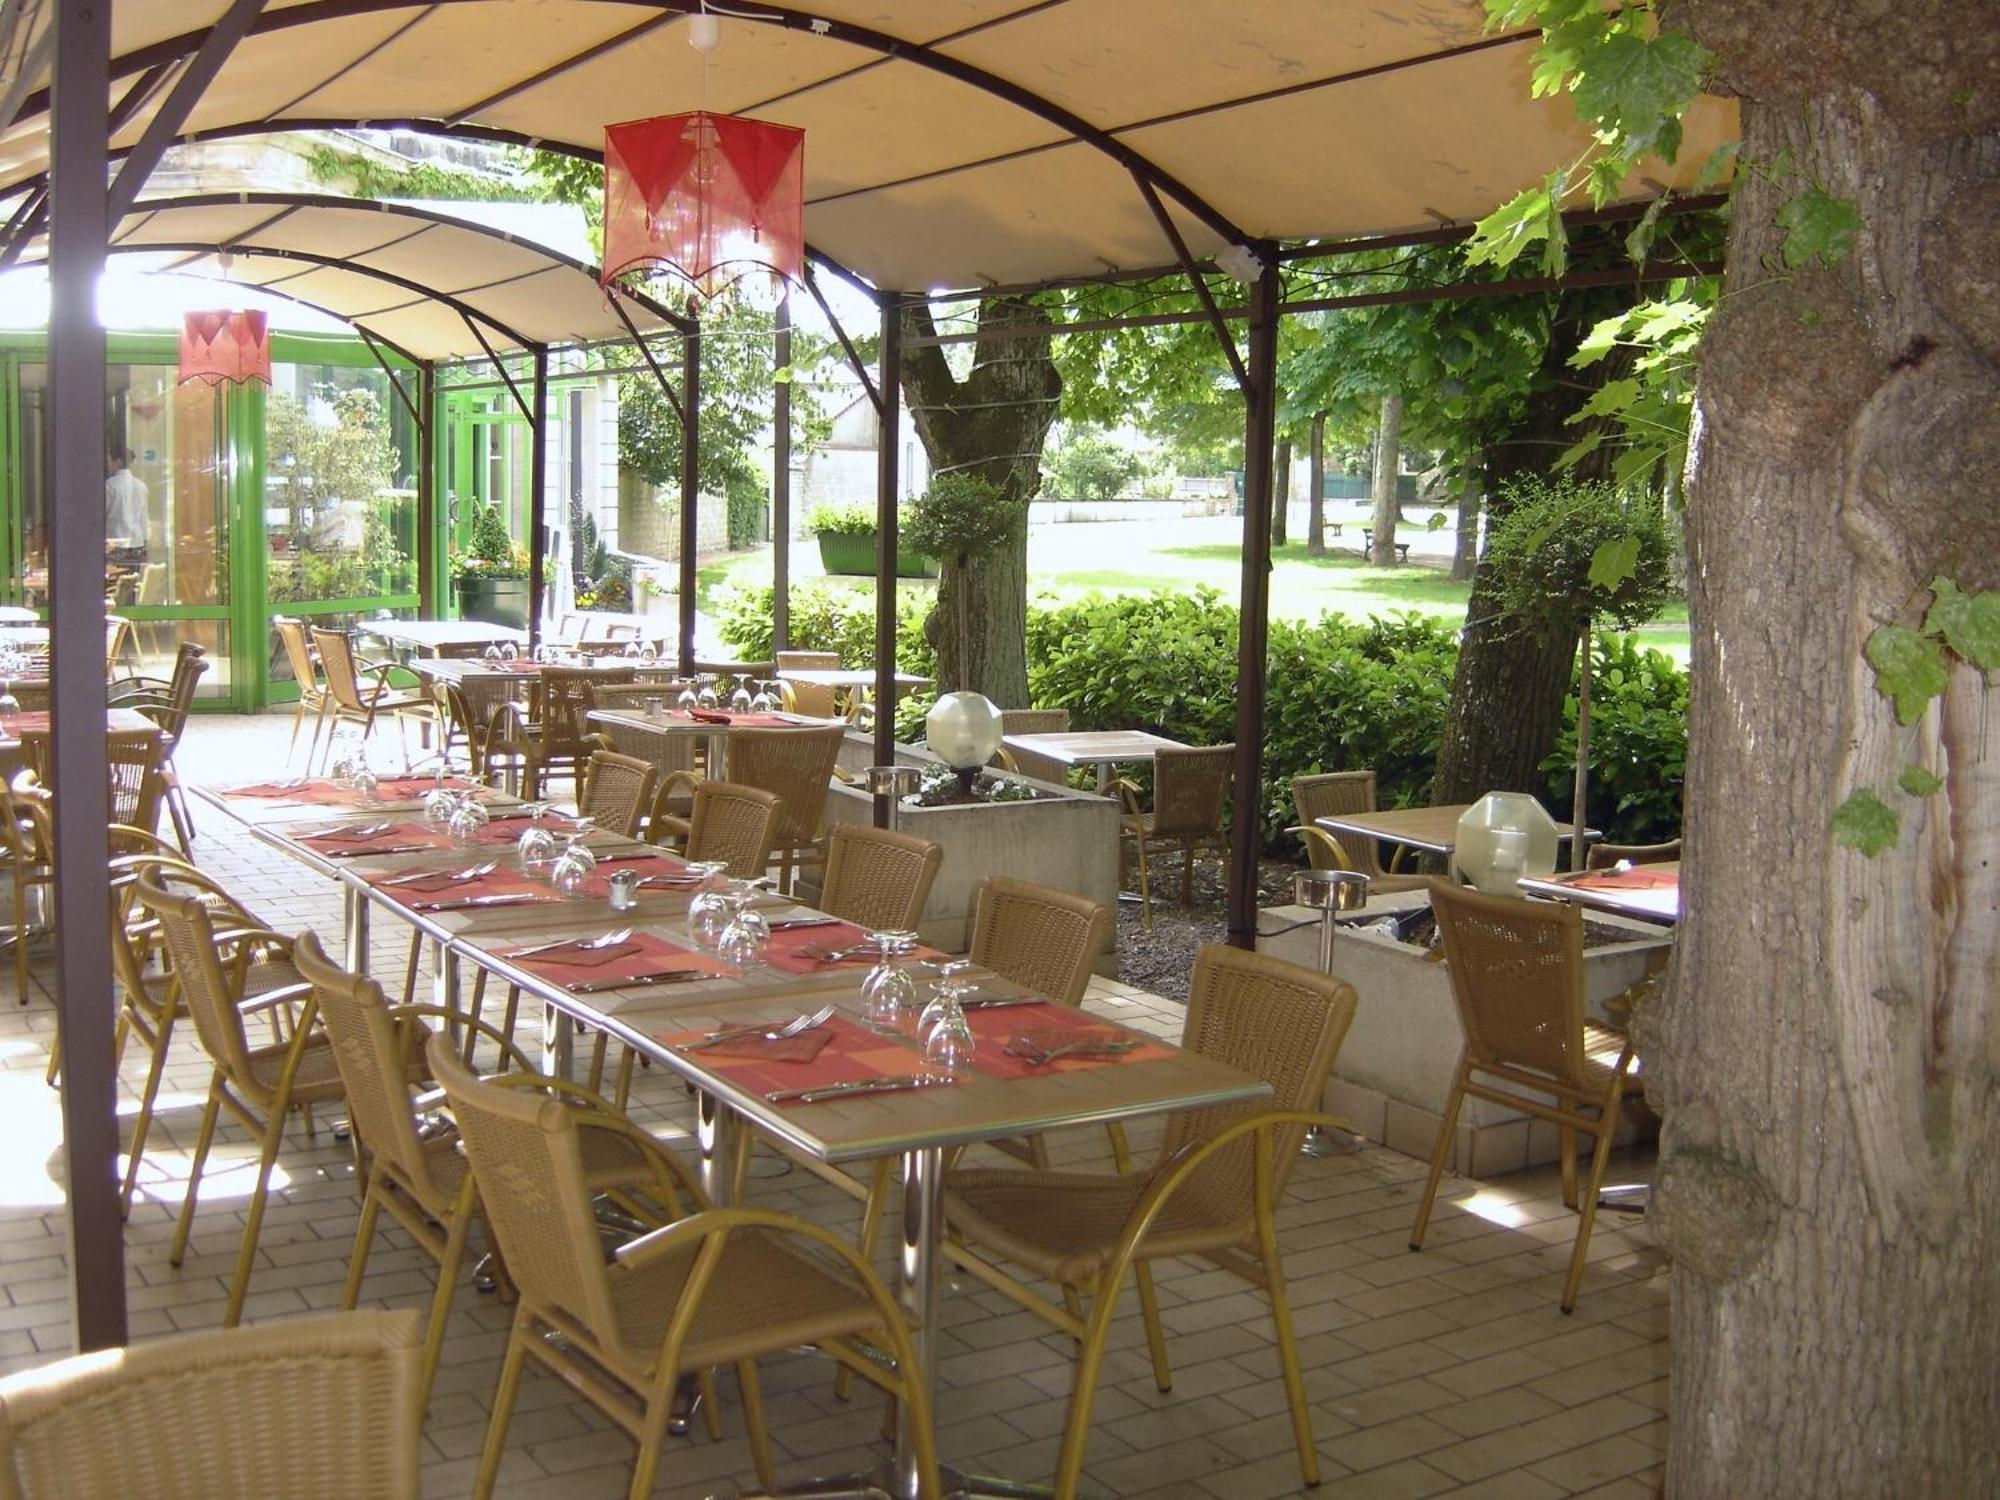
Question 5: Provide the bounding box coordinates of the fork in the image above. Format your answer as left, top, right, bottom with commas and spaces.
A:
383, 858, 497, 887
674, 1003, 836, 1053
1004, 1037, 1141, 1066
509, 927, 632, 960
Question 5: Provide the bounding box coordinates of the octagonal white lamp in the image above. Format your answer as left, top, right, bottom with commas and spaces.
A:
925, 692, 1004, 796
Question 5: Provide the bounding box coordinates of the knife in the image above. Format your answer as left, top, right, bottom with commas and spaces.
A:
322, 842, 434, 858
411, 893, 549, 912
567, 968, 714, 994
961, 995, 1044, 1011
764, 1074, 959, 1104
592, 851, 673, 866
768, 916, 843, 931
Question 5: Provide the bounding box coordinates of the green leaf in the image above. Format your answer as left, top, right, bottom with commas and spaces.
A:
1588, 535, 1641, 591
1467, 172, 1562, 271
1695, 139, 1740, 189
1923, 576, 2000, 669
1777, 187, 1864, 270
1577, 377, 1641, 420
1898, 765, 1944, 798
1831, 788, 1900, 857
1569, 27, 1708, 159
1427, 511, 1450, 531
1863, 624, 1950, 724
1572, 310, 1627, 368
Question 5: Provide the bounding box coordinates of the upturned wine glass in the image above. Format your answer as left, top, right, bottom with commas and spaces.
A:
860, 930, 922, 1035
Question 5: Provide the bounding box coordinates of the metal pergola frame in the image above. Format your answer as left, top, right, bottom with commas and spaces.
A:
26, 1, 1729, 1353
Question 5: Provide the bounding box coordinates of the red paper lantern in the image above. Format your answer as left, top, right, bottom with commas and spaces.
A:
179, 310, 271, 386
602, 111, 805, 298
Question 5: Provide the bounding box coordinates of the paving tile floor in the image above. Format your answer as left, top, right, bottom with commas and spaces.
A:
0, 711, 1670, 1498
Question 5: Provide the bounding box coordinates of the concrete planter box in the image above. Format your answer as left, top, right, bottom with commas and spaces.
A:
805, 737, 1121, 957
1258, 892, 1670, 1177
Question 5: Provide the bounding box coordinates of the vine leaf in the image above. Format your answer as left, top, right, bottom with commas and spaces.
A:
1923, 576, 2000, 670
1863, 624, 1949, 725
1832, 789, 1900, 857
1777, 187, 1864, 270
1898, 765, 1944, 798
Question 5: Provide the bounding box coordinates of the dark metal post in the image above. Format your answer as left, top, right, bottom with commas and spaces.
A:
416, 361, 436, 617
527, 347, 548, 649
49, 0, 127, 1351
871, 293, 902, 825
772, 294, 792, 652
678, 316, 700, 675
1226, 257, 1281, 949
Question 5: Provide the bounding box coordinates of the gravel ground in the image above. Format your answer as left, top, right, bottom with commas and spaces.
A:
1113, 853, 1303, 1004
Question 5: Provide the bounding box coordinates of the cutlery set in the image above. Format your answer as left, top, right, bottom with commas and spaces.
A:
673, 1004, 837, 1052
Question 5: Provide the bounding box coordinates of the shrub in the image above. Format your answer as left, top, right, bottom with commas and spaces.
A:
803, 502, 877, 537
1541, 634, 1688, 844
724, 466, 767, 549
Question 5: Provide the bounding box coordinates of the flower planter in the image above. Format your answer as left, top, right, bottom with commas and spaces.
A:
816, 530, 938, 579
455, 577, 530, 630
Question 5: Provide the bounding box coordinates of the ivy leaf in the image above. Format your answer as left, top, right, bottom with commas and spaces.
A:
1898, 765, 1944, 798
1588, 535, 1641, 591
1777, 187, 1864, 270
1923, 576, 2000, 669
1831, 788, 1900, 857
1864, 624, 1950, 724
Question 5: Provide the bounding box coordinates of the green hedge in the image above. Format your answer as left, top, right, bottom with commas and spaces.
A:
719, 581, 1686, 849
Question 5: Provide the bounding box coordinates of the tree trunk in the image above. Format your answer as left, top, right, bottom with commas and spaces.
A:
1306, 412, 1327, 555
1272, 437, 1292, 547
1648, 10, 2000, 1493
901, 297, 1058, 708
1369, 393, 1403, 564
1450, 468, 1480, 581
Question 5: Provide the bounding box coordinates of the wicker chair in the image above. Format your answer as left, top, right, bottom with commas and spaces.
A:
995, 707, 1070, 785
943, 944, 1358, 1500
427, 1033, 942, 1500
0, 1310, 424, 1499
579, 749, 658, 838
0, 783, 51, 1006
726, 724, 846, 890
273, 615, 330, 768
1287, 770, 1427, 894
774, 649, 841, 718
489, 665, 630, 798
673, 779, 782, 879
103, 728, 169, 837
439, 675, 527, 785
818, 825, 943, 932
293, 931, 692, 1413
1587, 838, 1681, 870
1115, 744, 1233, 928
311, 627, 435, 773
107, 642, 208, 852
134, 870, 336, 1327
1410, 878, 1645, 1313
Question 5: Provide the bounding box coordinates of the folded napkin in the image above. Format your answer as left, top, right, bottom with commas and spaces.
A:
498, 940, 641, 970
0, 712, 50, 735
688, 707, 731, 724
1570, 868, 1678, 891
699, 1028, 836, 1062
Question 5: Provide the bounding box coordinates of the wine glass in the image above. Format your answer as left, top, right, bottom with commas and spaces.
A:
696, 676, 719, 713
729, 678, 753, 714
717, 882, 772, 970
514, 801, 558, 872
0, 679, 18, 716
445, 786, 490, 844
860, 930, 922, 1035
639, 640, 658, 664
918, 959, 978, 1044
550, 822, 598, 896
676, 680, 699, 713
921, 977, 976, 1074
420, 759, 457, 828
483, 644, 502, 662
749, 678, 775, 714
684, 862, 735, 947
500, 642, 519, 662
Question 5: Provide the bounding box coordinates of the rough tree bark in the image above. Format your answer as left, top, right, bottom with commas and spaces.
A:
1306, 412, 1327, 555
1273, 436, 1292, 547
1432, 268, 1635, 803
1368, 392, 1404, 564
901, 297, 1060, 706
1644, 7, 2000, 1494
1450, 467, 1480, 581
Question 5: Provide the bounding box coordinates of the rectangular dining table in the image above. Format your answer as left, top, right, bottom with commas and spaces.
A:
1314, 802, 1591, 861
364, 619, 529, 657
1518, 862, 1680, 924
588, 703, 841, 780
998, 728, 1187, 793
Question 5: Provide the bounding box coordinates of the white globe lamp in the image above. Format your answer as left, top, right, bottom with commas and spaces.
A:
925, 692, 1003, 796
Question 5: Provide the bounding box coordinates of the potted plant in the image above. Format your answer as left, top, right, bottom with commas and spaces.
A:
805, 502, 938, 579
452, 500, 531, 629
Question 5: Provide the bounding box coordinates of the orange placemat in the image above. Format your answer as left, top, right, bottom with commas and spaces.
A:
1567, 868, 1678, 891
663, 709, 796, 728
579, 848, 699, 900
296, 820, 443, 856
961, 1003, 1174, 1082
760, 923, 946, 976
656, 1013, 921, 1101
496, 930, 730, 988
226, 776, 490, 807
365, 864, 556, 911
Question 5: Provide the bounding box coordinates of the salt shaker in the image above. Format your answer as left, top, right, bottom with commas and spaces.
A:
607, 868, 641, 911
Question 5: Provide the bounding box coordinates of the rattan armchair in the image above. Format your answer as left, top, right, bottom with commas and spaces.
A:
995, 707, 1070, 785
774, 649, 841, 718
487, 665, 630, 798
0, 783, 51, 1006
0, 1310, 424, 1499
1410, 878, 1644, 1313
106, 641, 207, 852
1587, 838, 1681, 869
943, 944, 1358, 1500
135, 870, 340, 1327
580, 748, 659, 837
725, 723, 846, 891
441, 675, 526, 785
311, 627, 436, 773
653, 777, 781, 878
428, 1033, 942, 1500
274, 615, 330, 767
1115, 743, 1233, 928
818, 824, 943, 932
1288, 770, 1427, 893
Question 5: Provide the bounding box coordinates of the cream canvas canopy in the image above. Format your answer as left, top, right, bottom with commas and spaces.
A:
8, 191, 684, 359
0, 0, 1735, 293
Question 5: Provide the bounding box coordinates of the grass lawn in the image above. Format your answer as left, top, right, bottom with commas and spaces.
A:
699, 512, 1692, 660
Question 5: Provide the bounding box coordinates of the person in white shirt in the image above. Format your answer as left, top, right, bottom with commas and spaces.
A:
105, 449, 149, 569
